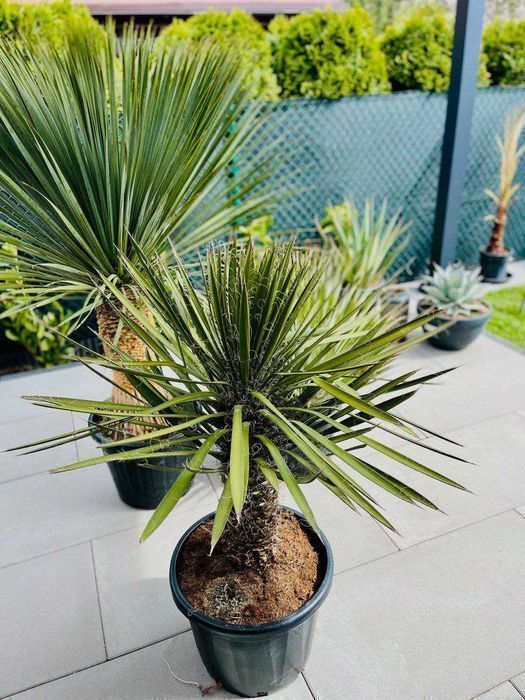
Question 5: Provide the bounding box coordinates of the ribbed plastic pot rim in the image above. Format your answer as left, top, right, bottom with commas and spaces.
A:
480, 246, 513, 259
417, 299, 493, 323
169, 508, 334, 636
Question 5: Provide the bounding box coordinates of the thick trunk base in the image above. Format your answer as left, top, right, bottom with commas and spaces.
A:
178, 509, 319, 625
96, 290, 162, 438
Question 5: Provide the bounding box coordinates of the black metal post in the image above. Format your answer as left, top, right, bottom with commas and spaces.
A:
431, 0, 485, 267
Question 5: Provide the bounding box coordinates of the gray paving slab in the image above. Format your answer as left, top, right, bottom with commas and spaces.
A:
511, 673, 525, 695
281, 479, 398, 574
393, 348, 525, 433
305, 511, 525, 700
0, 462, 216, 567
11, 633, 313, 699
0, 364, 110, 425
349, 411, 525, 548
475, 682, 524, 699
0, 542, 105, 698
0, 411, 76, 483
91, 487, 217, 658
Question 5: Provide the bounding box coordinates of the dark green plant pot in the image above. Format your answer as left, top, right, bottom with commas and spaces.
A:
89, 415, 185, 510
480, 248, 511, 284
418, 300, 492, 351
169, 510, 333, 698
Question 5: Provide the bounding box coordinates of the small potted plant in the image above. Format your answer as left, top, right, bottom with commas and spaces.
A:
317, 197, 411, 289
317, 197, 412, 336
480, 106, 525, 282
418, 263, 491, 351
17, 243, 468, 697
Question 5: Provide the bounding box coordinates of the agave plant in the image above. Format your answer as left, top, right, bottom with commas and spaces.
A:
317, 197, 410, 288
0, 24, 275, 430
421, 263, 485, 317
16, 242, 468, 565
485, 105, 525, 254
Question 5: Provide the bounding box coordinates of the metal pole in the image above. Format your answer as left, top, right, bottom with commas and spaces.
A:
431, 0, 485, 267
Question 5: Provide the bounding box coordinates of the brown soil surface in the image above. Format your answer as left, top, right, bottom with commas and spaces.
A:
178, 510, 320, 625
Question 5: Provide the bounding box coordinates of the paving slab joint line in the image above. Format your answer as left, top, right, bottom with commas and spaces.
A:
301, 670, 319, 699
89, 539, 108, 661
4, 630, 190, 699
514, 508, 525, 520
334, 506, 523, 579
0, 522, 152, 571
510, 677, 525, 699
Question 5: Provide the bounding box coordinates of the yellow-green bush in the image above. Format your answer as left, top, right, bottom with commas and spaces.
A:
268, 7, 390, 99
158, 10, 279, 100
0, 0, 103, 49
382, 6, 490, 93
483, 19, 525, 86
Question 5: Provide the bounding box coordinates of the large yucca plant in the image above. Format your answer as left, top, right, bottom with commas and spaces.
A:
16, 242, 468, 566
0, 24, 274, 429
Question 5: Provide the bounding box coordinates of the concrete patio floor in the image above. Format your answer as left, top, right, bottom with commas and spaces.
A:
1, 275, 525, 699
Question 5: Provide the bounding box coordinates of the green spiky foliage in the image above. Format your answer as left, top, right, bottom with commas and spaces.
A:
16, 242, 468, 568
421, 263, 485, 317
0, 24, 273, 312
157, 9, 280, 101
0, 24, 277, 419
317, 198, 410, 288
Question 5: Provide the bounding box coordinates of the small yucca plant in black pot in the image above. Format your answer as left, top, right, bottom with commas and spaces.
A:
16, 242, 468, 697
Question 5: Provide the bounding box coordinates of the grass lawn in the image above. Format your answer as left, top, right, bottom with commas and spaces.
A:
484, 285, 525, 350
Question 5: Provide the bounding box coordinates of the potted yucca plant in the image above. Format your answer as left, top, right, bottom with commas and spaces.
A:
481, 106, 525, 283
0, 25, 274, 507
317, 197, 411, 333
15, 243, 469, 696
316, 197, 411, 289
418, 263, 491, 351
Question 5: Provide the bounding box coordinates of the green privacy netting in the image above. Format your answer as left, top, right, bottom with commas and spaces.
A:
240, 86, 525, 278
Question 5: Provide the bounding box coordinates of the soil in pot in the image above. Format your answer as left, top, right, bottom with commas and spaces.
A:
177, 509, 319, 625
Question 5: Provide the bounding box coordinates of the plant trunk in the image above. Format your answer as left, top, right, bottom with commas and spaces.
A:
222, 469, 282, 572
487, 202, 507, 254
95, 288, 156, 438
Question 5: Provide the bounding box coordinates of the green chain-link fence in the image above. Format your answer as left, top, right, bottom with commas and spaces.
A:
250, 86, 525, 278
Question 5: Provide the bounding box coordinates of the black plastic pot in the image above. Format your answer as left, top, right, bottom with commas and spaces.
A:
480, 248, 511, 283
89, 416, 185, 509
418, 300, 492, 351
169, 510, 333, 698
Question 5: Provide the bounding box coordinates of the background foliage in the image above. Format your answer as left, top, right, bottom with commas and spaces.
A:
483, 18, 525, 86
268, 7, 390, 99
158, 9, 280, 100
0, 0, 103, 49
382, 6, 490, 93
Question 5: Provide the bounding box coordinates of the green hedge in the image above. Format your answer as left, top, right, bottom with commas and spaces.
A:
0, 0, 104, 49
0, 3, 523, 99
382, 6, 490, 93
268, 7, 390, 99
483, 18, 525, 86
158, 10, 280, 100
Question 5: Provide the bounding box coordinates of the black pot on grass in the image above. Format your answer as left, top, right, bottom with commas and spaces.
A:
418, 299, 492, 351
89, 415, 185, 509
480, 248, 511, 284
169, 510, 333, 698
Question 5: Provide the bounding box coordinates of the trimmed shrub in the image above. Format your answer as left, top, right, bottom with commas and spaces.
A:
382, 6, 490, 93
483, 19, 525, 86
158, 10, 279, 100
268, 7, 390, 99
0, 0, 104, 49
